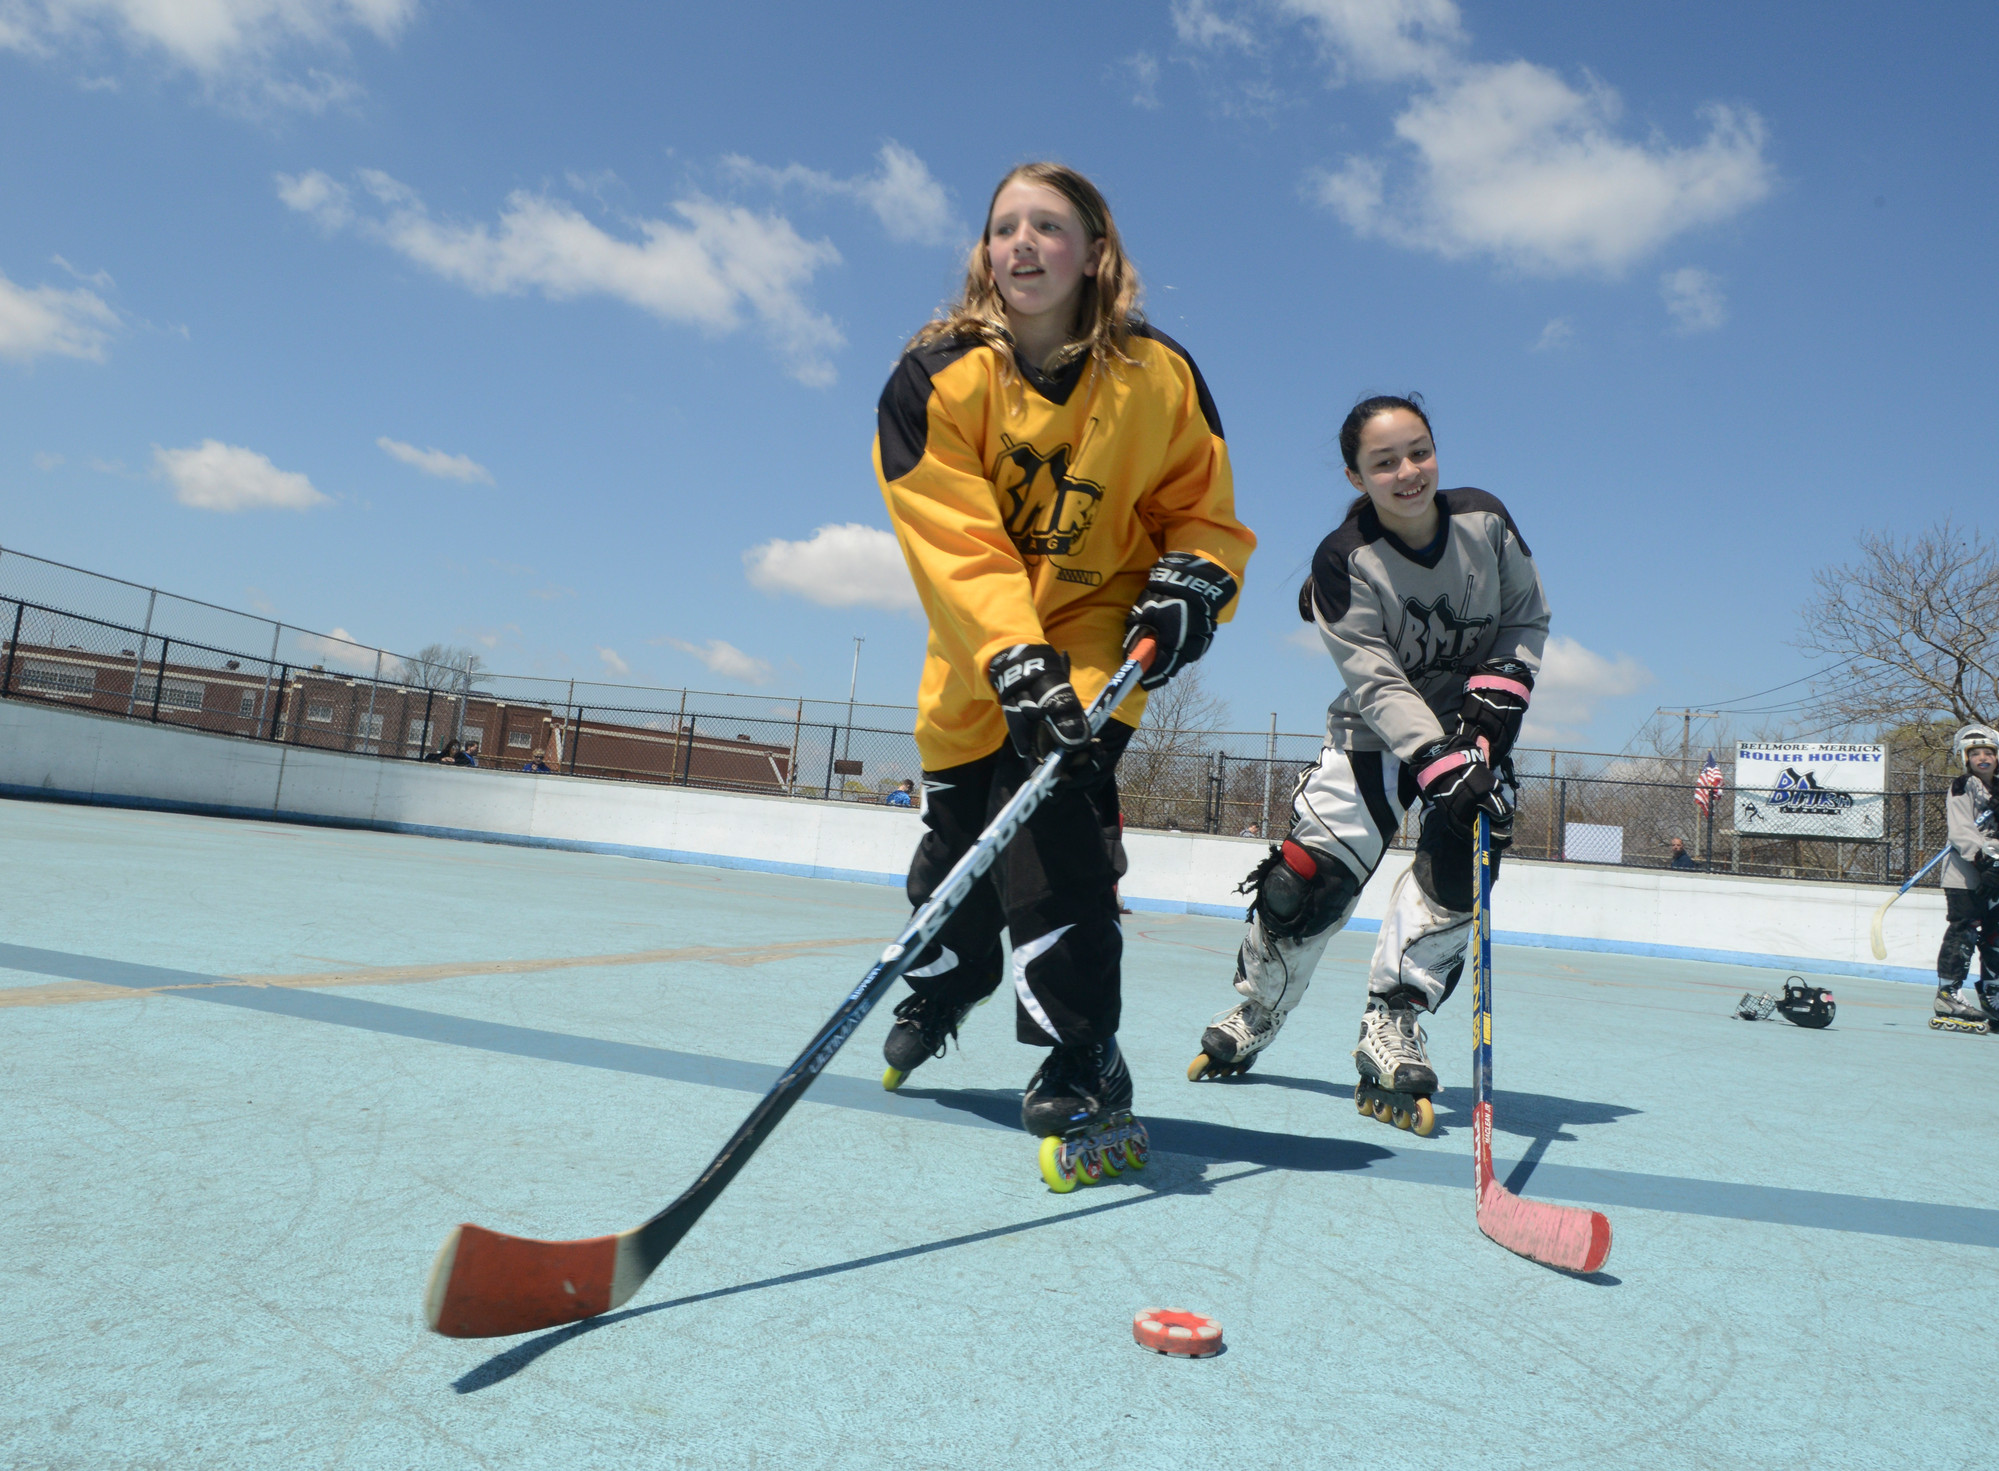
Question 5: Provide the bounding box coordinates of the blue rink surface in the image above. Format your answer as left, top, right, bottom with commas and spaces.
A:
2, 799, 1993, 1471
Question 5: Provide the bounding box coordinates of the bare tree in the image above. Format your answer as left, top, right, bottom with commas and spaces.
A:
1799, 519, 1999, 734
402, 643, 491, 693
1119, 665, 1232, 830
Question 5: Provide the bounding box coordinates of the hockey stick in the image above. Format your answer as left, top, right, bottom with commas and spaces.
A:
423, 638, 1157, 1338
1869, 845, 1952, 960
1470, 811, 1613, 1274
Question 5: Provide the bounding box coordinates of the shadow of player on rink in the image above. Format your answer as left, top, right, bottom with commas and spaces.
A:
1215, 1072, 1638, 1187
450, 1160, 1279, 1394
897, 1085, 1399, 1178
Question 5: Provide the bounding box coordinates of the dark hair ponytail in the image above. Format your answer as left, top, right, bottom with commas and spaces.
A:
1337, 392, 1432, 519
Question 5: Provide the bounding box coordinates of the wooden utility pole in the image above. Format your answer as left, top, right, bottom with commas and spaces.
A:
1655, 707, 1724, 780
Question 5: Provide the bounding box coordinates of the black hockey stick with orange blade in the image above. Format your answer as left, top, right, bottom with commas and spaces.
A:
423, 639, 1156, 1337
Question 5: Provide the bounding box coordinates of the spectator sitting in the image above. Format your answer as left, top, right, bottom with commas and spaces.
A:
457, 742, 480, 768
1669, 838, 1698, 870
434, 739, 463, 765
521, 748, 554, 774
886, 779, 916, 808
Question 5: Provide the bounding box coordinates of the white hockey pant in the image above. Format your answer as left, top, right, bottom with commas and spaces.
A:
1232, 744, 1474, 1016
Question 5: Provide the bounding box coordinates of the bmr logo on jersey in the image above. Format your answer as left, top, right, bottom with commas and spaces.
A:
991, 436, 1103, 559
1391, 588, 1491, 682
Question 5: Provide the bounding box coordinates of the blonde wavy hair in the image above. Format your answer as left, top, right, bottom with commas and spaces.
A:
910, 162, 1143, 374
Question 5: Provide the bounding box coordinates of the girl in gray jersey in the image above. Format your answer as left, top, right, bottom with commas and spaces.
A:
1934, 724, 1999, 1027
1188, 395, 1549, 1131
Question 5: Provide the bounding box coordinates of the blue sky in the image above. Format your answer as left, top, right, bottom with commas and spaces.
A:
3, 1, 1993, 750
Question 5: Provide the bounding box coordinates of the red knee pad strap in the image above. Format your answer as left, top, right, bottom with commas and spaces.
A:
1281, 840, 1317, 878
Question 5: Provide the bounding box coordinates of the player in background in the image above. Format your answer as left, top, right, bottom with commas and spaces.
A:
871, 162, 1255, 1147
1187, 395, 1548, 1136
1935, 724, 1999, 1027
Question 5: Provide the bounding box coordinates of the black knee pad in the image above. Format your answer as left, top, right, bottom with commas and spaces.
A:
1412, 806, 1501, 914
1241, 840, 1359, 940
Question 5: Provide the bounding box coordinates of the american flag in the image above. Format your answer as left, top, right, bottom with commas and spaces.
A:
1693, 753, 1724, 815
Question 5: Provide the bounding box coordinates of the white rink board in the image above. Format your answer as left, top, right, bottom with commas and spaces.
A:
0, 697, 1947, 983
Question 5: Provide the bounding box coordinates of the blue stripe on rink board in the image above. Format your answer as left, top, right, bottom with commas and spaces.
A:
4, 939, 1992, 1251
0, 781, 1942, 983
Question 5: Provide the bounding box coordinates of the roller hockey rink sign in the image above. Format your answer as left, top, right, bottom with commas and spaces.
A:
1733, 742, 1886, 841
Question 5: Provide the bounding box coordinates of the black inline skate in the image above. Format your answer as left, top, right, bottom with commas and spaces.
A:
1023, 1036, 1148, 1192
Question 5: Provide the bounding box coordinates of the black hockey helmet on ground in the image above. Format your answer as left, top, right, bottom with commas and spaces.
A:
1776, 977, 1836, 1029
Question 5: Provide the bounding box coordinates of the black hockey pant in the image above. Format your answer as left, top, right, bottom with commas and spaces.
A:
1938, 886, 1999, 984
903, 722, 1132, 1047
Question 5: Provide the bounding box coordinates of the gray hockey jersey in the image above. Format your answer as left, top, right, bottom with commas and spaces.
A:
1942, 773, 1999, 890
1302, 488, 1551, 760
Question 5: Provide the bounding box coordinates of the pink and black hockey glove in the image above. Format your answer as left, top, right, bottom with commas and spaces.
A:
1457, 658, 1534, 763
1413, 733, 1513, 844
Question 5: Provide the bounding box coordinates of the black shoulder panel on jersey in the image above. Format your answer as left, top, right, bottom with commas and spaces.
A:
1131, 322, 1225, 440
1442, 486, 1533, 559
1304, 501, 1378, 625
877, 337, 981, 484
1952, 774, 1971, 797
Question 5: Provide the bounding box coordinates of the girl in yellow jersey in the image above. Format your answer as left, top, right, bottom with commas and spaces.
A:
872, 162, 1255, 1148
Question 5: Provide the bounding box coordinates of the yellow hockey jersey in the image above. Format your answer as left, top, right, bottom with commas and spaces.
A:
874, 325, 1255, 770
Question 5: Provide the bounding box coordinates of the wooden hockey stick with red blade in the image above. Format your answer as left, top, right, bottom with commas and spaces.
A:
1470, 810, 1612, 1274
422, 639, 1157, 1338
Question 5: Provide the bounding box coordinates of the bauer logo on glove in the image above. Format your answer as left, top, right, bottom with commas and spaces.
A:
987, 643, 1091, 760
1124, 551, 1238, 690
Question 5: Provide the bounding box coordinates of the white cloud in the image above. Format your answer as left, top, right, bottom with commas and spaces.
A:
0, 263, 118, 362
276, 168, 352, 226
1275, 0, 1464, 81
376, 436, 493, 483
1282, 1, 1770, 275
32, 451, 64, 469
278, 169, 845, 386
1286, 623, 1325, 655
725, 141, 960, 248
1532, 316, 1574, 351
595, 646, 630, 678
1173, 0, 1259, 52
0, 0, 417, 109
295, 625, 398, 673
654, 636, 772, 686
1121, 51, 1162, 109
153, 439, 328, 511
1661, 266, 1727, 333
743, 523, 919, 614
50, 254, 114, 290
1520, 634, 1652, 744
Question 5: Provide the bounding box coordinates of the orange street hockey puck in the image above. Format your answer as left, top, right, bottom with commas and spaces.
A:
1133, 1308, 1223, 1358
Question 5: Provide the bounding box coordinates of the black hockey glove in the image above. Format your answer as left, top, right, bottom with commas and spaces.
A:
1123, 552, 1237, 691
988, 643, 1091, 762
1458, 658, 1534, 763
1413, 733, 1514, 843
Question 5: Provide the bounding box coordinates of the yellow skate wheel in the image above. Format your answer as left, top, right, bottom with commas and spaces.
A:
1099, 1140, 1124, 1177
1038, 1134, 1079, 1193
881, 1066, 907, 1092
1391, 1105, 1413, 1130
1076, 1145, 1106, 1185
1188, 1053, 1213, 1082
1355, 1087, 1371, 1115
1410, 1097, 1436, 1136
1124, 1124, 1150, 1169
1371, 1096, 1392, 1122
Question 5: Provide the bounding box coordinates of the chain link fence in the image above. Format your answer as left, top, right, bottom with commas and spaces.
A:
0, 545, 1959, 887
